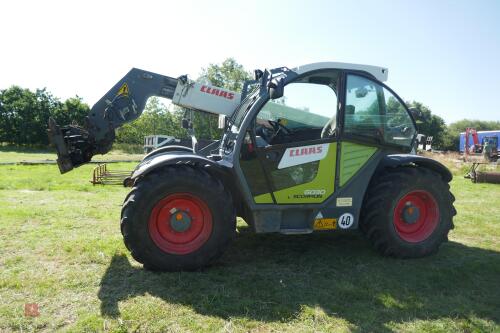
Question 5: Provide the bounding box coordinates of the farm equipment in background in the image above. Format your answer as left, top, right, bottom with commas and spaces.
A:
91, 164, 133, 186
48, 62, 456, 271
463, 127, 499, 162
463, 128, 500, 183
482, 136, 499, 162
416, 134, 433, 152
464, 127, 481, 158
143, 135, 180, 153
465, 162, 500, 184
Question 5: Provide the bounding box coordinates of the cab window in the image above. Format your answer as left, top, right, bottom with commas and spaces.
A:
254, 71, 339, 146
344, 74, 415, 148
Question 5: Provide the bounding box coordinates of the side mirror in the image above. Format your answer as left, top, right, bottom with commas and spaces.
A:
254, 69, 263, 81
409, 107, 423, 121
355, 87, 368, 98
268, 77, 284, 99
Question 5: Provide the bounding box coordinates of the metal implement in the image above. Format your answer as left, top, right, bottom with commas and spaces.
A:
91, 164, 132, 186
465, 161, 500, 183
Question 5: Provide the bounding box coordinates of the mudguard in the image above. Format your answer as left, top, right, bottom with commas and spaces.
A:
131, 151, 227, 180
380, 154, 452, 182
142, 145, 193, 161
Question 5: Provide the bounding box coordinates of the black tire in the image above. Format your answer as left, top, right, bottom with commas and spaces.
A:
360, 167, 456, 258
120, 165, 236, 271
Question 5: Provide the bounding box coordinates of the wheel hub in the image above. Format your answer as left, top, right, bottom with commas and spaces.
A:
169, 210, 192, 232
393, 190, 439, 243
402, 203, 420, 224
148, 193, 213, 255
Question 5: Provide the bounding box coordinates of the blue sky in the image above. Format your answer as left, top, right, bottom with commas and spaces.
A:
0, 0, 498, 123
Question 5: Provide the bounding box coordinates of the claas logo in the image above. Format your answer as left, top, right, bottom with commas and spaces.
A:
289, 145, 323, 157
200, 85, 235, 100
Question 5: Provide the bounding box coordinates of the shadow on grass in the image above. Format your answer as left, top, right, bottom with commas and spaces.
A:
98, 231, 500, 332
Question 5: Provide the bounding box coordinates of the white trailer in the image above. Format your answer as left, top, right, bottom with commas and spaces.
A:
143, 135, 179, 153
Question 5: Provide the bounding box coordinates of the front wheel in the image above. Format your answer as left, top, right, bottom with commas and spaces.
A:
121, 166, 236, 271
361, 167, 456, 258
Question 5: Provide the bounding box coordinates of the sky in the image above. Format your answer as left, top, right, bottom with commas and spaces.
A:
0, 0, 499, 123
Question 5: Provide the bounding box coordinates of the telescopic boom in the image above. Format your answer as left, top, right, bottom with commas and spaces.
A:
48, 68, 241, 173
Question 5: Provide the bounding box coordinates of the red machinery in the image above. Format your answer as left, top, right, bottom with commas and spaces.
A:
465, 127, 481, 159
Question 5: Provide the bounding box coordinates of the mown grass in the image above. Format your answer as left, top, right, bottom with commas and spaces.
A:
0, 152, 499, 332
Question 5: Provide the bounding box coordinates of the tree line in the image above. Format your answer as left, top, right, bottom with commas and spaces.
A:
1, 58, 498, 151
0, 87, 89, 145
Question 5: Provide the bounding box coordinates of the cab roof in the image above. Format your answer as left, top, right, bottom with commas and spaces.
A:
292, 62, 388, 82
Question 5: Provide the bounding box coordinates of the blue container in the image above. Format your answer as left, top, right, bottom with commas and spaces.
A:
459, 130, 500, 152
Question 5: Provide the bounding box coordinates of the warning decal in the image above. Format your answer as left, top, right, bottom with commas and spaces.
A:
336, 197, 353, 207
117, 83, 129, 96
313, 218, 337, 230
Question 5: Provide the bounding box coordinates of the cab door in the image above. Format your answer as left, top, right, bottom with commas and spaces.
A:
239, 70, 341, 204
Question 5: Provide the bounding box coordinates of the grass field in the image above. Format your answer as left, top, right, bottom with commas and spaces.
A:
0, 151, 499, 332
0, 145, 143, 164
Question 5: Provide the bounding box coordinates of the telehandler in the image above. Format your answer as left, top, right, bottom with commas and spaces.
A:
48, 62, 456, 271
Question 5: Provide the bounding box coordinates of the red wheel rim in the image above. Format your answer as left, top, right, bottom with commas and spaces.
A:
393, 190, 439, 243
148, 193, 212, 255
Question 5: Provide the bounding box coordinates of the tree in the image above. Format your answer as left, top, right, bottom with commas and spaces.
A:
406, 101, 447, 150
199, 58, 251, 92
0, 86, 56, 145
0, 86, 90, 145
115, 97, 182, 145
186, 58, 252, 140
51, 96, 89, 127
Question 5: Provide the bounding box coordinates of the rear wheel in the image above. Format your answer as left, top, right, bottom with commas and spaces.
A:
121, 166, 236, 271
361, 167, 455, 258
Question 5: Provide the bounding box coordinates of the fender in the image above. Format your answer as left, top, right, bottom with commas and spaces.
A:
131, 151, 228, 180
379, 154, 452, 182
142, 145, 193, 161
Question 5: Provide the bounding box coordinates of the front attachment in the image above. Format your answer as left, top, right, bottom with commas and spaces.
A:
48, 118, 96, 173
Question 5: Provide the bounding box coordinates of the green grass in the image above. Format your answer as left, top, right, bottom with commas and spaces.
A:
0, 152, 499, 332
